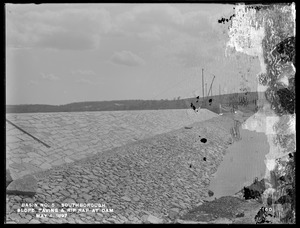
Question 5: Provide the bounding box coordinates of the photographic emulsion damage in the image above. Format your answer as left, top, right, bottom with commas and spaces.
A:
5, 2, 295, 224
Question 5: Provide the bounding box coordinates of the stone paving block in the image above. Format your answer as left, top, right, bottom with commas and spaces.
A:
28, 219, 41, 224
6, 169, 13, 187
21, 161, 39, 169
69, 154, 86, 161
6, 136, 21, 144
9, 162, 26, 171
6, 174, 37, 196
53, 153, 64, 160
63, 150, 74, 156
51, 160, 65, 167
40, 162, 52, 170
11, 158, 22, 164
168, 208, 180, 219
147, 215, 164, 224
7, 144, 19, 151
30, 159, 45, 166
64, 157, 74, 163
22, 158, 33, 163
121, 196, 131, 202
43, 154, 58, 162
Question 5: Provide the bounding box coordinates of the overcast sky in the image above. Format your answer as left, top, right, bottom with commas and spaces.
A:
6, 3, 261, 105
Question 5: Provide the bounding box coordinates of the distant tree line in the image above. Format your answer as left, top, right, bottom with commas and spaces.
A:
6, 92, 260, 114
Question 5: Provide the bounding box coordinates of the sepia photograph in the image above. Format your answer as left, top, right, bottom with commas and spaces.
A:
5, 2, 295, 224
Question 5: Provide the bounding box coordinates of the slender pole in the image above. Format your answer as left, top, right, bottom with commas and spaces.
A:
207, 75, 216, 100
202, 68, 204, 100
205, 83, 207, 97
6, 119, 51, 148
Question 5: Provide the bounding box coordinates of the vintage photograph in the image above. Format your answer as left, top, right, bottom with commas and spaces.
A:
5, 2, 295, 224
